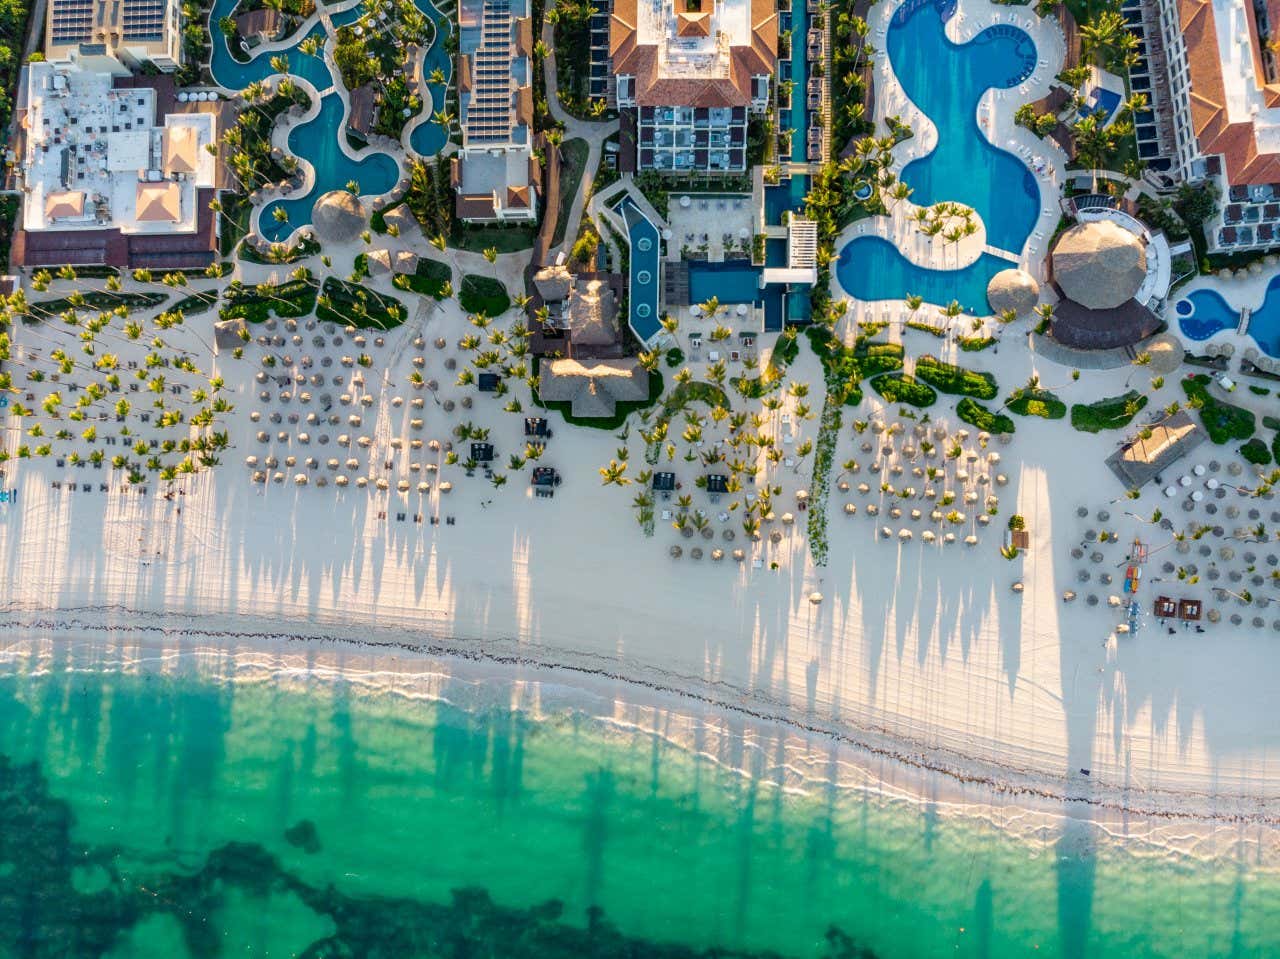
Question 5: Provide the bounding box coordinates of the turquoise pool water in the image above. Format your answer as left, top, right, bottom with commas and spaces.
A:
689, 261, 762, 304
1, 644, 1277, 957
618, 198, 662, 342
208, 0, 451, 240
259, 93, 400, 242
1179, 275, 1280, 356
765, 175, 809, 225
835, 0, 1040, 311
835, 236, 1008, 312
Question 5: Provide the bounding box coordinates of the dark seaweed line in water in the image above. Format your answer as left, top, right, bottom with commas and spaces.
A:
0, 754, 879, 959
0, 605, 1275, 830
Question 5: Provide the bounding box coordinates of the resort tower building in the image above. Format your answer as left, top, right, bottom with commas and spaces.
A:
44, 0, 184, 75
452, 0, 541, 222
609, 0, 777, 173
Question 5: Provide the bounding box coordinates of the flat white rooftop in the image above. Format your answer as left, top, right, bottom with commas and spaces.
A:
20, 62, 215, 235
1212, 0, 1280, 154
637, 0, 752, 79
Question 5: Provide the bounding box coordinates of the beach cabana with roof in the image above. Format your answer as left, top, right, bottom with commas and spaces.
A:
135, 181, 182, 222
537, 357, 650, 417
531, 465, 559, 487
524, 417, 550, 437
477, 372, 500, 392
986, 269, 1040, 317
1178, 598, 1202, 621
1105, 410, 1206, 488
704, 474, 730, 495
652, 471, 676, 492
470, 442, 495, 463
1048, 219, 1161, 349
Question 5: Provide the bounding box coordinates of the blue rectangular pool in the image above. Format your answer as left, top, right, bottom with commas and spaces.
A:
689, 262, 762, 304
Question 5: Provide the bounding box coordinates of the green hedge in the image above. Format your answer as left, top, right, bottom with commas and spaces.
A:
1181, 374, 1256, 444
957, 335, 995, 352
459, 274, 511, 316
802, 326, 904, 406
870, 373, 937, 408
26, 291, 167, 318
1241, 437, 1272, 465
913, 355, 998, 400
956, 397, 1015, 435
1006, 388, 1067, 419
1070, 390, 1148, 433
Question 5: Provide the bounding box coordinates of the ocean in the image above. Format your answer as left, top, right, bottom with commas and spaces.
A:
0, 638, 1275, 958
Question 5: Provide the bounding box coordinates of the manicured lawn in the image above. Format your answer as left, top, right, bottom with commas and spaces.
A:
459, 274, 511, 316
318, 278, 408, 329
1005, 388, 1067, 420
1070, 390, 1148, 433
452, 223, 537, 254
552, 138, 591, 248
1181, 374, 1256, 444
395, 259, 453, 299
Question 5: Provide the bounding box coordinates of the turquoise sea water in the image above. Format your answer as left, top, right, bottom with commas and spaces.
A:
0, 645, 1277, 957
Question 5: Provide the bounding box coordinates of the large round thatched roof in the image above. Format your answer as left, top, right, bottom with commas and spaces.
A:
986, 269, 1039, 317
1052, 220, 1146, 311
312, 190, 367, 243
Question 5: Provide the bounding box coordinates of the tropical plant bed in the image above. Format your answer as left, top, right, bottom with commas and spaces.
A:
804, 326, 904, 406
732, 331, 801, 398
913, 355, 998, 400
1241, 437, 1272, 466
238, 234, 320, 264
394, 258, 453, 299
220, 280, 317, 323
459, 274, 511, 316
318, 278, 408, 329
870, 372, 937, 408
24, 291, 167, 319
1181, 374, 1256, 444
957, 335, 995, 352
1069, 390, 1148, 433
1005, 387, 1066, 419
956, 397, 1015, 435
171, 293, 218, 316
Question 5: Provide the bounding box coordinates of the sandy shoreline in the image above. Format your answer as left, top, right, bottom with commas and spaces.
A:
4, 605, 1280, 860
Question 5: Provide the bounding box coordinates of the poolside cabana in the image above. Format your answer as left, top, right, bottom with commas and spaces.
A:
524, 417, 550, 437
470, 442, 495, 463
653, 471, 677, 494
531, 466, 560, 487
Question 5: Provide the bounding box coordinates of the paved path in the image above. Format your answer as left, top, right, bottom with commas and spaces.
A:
540, 6, 617, 259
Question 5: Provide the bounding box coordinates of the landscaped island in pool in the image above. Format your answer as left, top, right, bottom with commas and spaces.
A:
835, 0, 1042, 311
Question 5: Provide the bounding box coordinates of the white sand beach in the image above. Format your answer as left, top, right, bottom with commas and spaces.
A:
3, 277, 1280, 831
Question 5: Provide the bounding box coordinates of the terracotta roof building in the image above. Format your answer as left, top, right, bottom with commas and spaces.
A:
452, 0, 539, 222
1149, 0, 1280, 251
611, 0, 776, 172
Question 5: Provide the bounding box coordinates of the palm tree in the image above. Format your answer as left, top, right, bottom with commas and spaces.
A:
600, 459, 630, 486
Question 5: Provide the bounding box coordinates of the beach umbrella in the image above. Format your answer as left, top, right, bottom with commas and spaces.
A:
867, 504, 879, 516
245, 455, 259, 467
723, 529, 736, 541
273, 472, 285, 484
397, 480, 410, 492
809, 591, 823, 605
356, 477, 368, 488
670, 545, 684, 559
977, 514, 990, 526
265, 456, 279, 468
770, 529, 783, 543
943, 533, 956, 544
295, 474, 308, 486
1108, 595, 1123, 607
858, 483, 870, 495
922, 530, 936, 543
889, 507, 902, 519
845, 503, 857, 515
1011, 582, 1024, 594
250, 411, 261, 423
964, 535, 979, 547
701, 527, 714, 540
252, 470, 266, 484
733, 549, 745, 562
1062, 590, 1076, 602
298, 432, 310, 445
898, 528, 913, 541
440, 481, 452, 493
910, 509, 922, 521
880, 526, 893, 540
711, 548, 724, 561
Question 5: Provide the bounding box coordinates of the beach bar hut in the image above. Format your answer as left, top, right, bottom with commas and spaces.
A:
653, 471, 677, 496
1153, 595, 1178, 619
1178, 598, 1203, 621
531, 466, 560, 488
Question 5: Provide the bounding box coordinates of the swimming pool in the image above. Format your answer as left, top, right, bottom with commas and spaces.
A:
833, 0, 1042, 310
1178, 275, 1280, 356
688, 262, 762, 305
889, 0, 1040, 255
764, 175, 809, 225
835, 235, 1007, 313
259, 94, 400, 242
617, 197, 662, 344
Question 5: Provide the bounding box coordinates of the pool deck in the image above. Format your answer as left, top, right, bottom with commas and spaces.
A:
832, 0, 1069, 324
